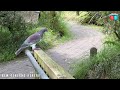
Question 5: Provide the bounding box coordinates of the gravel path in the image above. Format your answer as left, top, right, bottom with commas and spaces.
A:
46, 21, 104, 71
0, 56, 35, 79
0, 21, 104, 79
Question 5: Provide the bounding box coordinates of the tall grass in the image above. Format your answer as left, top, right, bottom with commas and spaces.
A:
72, 35, 120, 79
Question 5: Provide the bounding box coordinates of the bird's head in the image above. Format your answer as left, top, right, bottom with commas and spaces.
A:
43, 28, 48, 32
38, 28, 48, 34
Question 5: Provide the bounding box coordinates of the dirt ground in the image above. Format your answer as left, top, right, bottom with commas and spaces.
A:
46, 21, 104, 71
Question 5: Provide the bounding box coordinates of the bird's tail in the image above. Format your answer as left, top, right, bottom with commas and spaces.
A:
15, 47, 26, 56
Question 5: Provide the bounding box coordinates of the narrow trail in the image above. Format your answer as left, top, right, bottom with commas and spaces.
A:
0, 21, 104, 79
46, 21, 104, 71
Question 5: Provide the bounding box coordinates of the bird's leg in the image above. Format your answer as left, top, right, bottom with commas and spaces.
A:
31, 44, 36, 50
31, 44, 41, 51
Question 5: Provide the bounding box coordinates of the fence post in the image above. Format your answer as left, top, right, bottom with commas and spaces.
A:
90, 47, 97, 59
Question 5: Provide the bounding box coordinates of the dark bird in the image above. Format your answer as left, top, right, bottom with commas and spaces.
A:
15, 28, 48, 56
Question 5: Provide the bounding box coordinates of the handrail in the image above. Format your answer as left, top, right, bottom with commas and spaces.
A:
25, 49, 49, 79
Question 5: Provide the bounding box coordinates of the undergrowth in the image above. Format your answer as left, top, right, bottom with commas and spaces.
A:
72, 34, 120, 79
0, 11, 72, 62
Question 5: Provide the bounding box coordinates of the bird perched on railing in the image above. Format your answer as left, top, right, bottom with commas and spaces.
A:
15, 28, 48, 56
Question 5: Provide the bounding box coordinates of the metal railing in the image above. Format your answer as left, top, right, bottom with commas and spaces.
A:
25, 48, 74, 79
25, 49, 49, 79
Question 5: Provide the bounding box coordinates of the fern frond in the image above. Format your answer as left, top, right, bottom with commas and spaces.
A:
104, 41, 120, 47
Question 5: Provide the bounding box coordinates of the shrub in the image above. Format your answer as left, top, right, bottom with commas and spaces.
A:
38, 11, 70, 37
0, 11, 28, 37
0, 11, 29, 62
0, 11, 71, 62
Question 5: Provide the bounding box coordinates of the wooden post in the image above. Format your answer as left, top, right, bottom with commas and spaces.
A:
90, 47, 97, 59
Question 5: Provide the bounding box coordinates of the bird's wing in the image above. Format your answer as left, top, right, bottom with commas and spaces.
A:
24, 33, 41, 45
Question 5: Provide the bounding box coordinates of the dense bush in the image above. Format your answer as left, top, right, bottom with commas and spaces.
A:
0, 11, 30, 62
0, 11, 28, 37
38, 11, 70, 37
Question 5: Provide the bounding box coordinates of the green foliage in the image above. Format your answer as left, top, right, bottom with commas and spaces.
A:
72, 44, 120, 79
77, 11, 110, 25
0, 44, 16, 62
0, 11, 71, 62
62, 11, 120, 40
0, 27, 25, 62
80, 11, 120, 40
61, 11, 88, 23
32, 27, 58, 50
104, 41, 120, 48
71, 32, 120, 79
37, 26, 72, 50
0, 11, 33, 62
38, 11, 70, 37
0, 11, 28, 38
38, 11, 72, 49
